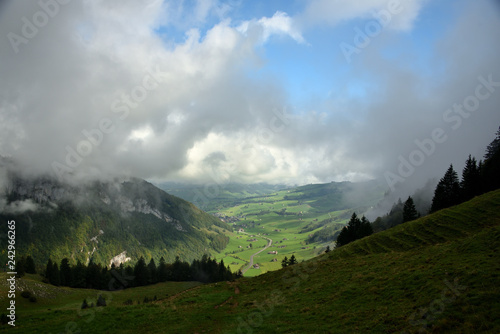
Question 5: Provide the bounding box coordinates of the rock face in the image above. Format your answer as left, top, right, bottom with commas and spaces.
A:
109, 251, 131, 267
0, 165, 230, 266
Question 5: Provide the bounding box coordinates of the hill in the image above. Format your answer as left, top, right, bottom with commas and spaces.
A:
0, 170, 230, 267
157, 182, 289, 211
5, 190, 499, 332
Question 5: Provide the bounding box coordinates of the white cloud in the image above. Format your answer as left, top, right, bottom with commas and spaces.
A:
238, 11, 305, 44
258, 11, 305, 43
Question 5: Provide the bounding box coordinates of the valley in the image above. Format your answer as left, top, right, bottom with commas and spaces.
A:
205, 180, 386, 276
2, 189, 499, 333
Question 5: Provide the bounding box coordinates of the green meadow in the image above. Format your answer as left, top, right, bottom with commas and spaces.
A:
213, 182, 384, 276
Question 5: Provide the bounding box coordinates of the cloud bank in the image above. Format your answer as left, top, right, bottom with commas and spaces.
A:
0, 0, 499, 195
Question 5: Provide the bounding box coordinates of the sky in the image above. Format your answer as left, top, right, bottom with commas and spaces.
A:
0, 0, 499, 195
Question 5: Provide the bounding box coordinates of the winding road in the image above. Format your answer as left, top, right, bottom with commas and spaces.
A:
240, 233, 273, 274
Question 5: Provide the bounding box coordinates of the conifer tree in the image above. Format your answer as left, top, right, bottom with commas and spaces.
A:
147, 258, 157, 284
336, 213, 373, 247
482, 126, 500, 191
461, 155, 481, 201
81, 299, 89, 309
45, 259, 54, 283
60, 258, 73, 287
289, 255, 298, 265
134, 256, 149, 286
51, 262, 61, 286
25, 256, 36, 274
158, 257, 168, 282
16, 256, 26, 278
86, 260, 102, 289
281, 256, 289, 268
73, 260, 87, 288
97, 295, 106, 307
430, 165, 461, 213
359, 216, 373, 237
402, 196, 419, 222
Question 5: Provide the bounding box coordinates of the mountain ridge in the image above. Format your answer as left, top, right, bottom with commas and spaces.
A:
0, 169, 231, 267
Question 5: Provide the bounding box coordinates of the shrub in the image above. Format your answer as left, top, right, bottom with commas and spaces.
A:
21, 291, 31, 299
81, 299, 89, 309
97, 295, 106, 307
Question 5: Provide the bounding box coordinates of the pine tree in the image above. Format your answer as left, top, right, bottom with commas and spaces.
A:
335, 226, 349, 247
134, 256, 149, 286
288, 255, 297, 265
25, 256, 36, 274
336, 213, 372, 247
402, 196, 419, 222
147, 258, 157, 284
60, 258, 73, 287
484, 126, 500, 160
72, 260, 87, 288
81, 299, 89, 309
281, 256, 289, 268
16, 256, 26, 278
51, 262, 61, 286
45, 259, 54, 283
359, 216, 373, 238
482, 126, 500, 192
218, 259, 226, 281
430, 165, 461, 212
158, 257, 168, 282
97, 295, 106, 307
461, 155, 481, 201
86, 261, 102, 289
325, 246, 331, 253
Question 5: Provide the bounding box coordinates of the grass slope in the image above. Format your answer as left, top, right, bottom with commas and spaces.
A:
2, 190, 499, 333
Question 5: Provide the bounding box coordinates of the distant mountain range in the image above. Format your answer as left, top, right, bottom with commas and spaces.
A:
157, 182, 289, 211
0, 164, 231, 267
157, 180, 386, 213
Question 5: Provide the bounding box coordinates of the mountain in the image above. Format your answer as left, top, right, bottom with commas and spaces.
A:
0, 168, 231, 267
158, 180, 385, 214
157, 182, 289, 211
5, 189, 500, 333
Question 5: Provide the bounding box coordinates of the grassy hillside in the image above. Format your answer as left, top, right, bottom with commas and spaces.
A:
4, 190, 499, 333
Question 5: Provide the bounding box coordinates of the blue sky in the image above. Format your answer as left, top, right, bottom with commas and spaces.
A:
154, 0, 460, 110
1, 0, 499, 195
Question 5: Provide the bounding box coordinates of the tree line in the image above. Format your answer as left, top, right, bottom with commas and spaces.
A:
335, 213, 373, 247
374, 126, 500, 230
20, 254, 241, 291
430, 126, 500, 212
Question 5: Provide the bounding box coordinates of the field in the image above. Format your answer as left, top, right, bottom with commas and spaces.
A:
212, 181, 385, 276
2, 189, 499, 333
